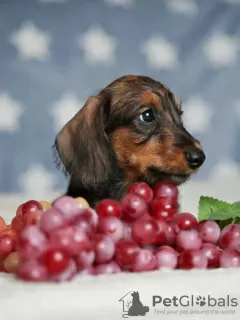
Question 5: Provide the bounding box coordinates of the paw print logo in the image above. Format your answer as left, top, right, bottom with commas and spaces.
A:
195, 296, 206, 307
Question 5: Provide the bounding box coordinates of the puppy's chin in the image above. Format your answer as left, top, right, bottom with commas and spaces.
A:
147, 167, 190, 186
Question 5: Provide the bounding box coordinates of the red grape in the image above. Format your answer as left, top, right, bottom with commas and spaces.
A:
95, 261, 121, 275
172, 212, 198, 230
220, 248, 240, 268
176, 229, 202, 252
50, 258, 77, 282
115, 240, 140, 270
165, 223, 176, 246
11, 215, 24, 233
153, 181, 178, 202
128, 182, 153, 204
121, 193, 148, 221
48, 226, 90, 255
178, 250, 208, 269
21, 200, 43, 217
40, 208, 68, 234
17, 225, 48, 259
155, 220, 169, 245
155, 246, 178, 269
23, 210, 43, 226
42, 249, 70, 275
132, 249, 156, 272
17, 260, 48, 281
198, 220, 221, 244
131, 218, 158, 245
98, 216, 124, 243
92, 234, 115, 264
95, 199, 122, 218
53, 196, 81, 222
201, 243, 220, 268
219, 224, 240, 250
0, 234, 16, 255
151, 198, 177, 222
0, 216, 7, 233
75, 247, 95, 270
16, 203, 24, 216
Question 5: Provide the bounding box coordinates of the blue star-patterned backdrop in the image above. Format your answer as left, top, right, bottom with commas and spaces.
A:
0, 0, 240, 194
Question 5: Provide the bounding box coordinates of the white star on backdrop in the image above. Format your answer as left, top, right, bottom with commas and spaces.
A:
50, 93, 84, 132
183, 96, 214, 134
18, 164, 57, 196
210, 158, 240, 181
140, 36, 179, 69
77, 26, 118, 65
9, 21, 51, 61
165, 0, 198, 15
203, 33, 240, 68
0, 93, 24, 133
104, 0, 135, 8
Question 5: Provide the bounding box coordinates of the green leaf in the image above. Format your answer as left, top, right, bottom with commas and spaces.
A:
198, 196, 231, 221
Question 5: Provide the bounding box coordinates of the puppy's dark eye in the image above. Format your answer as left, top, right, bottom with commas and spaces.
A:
139, 109, 155, 122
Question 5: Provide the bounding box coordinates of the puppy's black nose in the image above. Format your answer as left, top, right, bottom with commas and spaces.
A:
184, 148, 205, 169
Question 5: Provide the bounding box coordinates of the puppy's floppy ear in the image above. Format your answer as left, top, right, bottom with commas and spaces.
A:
53, 95, 116, 191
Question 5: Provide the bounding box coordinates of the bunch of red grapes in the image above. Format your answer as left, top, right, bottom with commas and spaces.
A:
0, 181, 240, 282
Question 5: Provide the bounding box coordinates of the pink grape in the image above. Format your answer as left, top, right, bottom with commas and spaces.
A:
122, 222, 133, 241
115, 240, 140, 270
78, 266, 95, 276
128, 182, 153, 204
17, 260, 48, 281
198, 220, 221, 244
220, 248, 240, 268
152, 181, 178, 202
132, 249, 156, 272
78, 208, 99, 229
50, 259, 77, 282
121, 193, 148, 221
53, 196, 80, 222
98, 216, 124, 243
92, 234, 115, 264
172, 212, 198, 230
74, 215, 95, 235
219, 224, 240, 250
48, 226, 90, 255
40, 208, 68, 234
18, 225, 47, 260
176, 229, 202, 252
131, 218, 158, 245
95, 261, 121, 275
201, 243, 220, 268
75, 247, 95, 270
179, 250, 208, 269
95, 199, 122, 218
155, 246, 178, 270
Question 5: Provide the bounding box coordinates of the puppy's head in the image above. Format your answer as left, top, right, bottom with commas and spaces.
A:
54, 75, 205, 197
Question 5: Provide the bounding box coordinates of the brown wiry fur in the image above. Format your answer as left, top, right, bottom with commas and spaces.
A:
53, 75, 205, 207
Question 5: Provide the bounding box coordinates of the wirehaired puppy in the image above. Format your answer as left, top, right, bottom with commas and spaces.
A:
54, 75, 205, 207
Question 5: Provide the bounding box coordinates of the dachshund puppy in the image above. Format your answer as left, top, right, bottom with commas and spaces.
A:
54, 75, 205, 207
